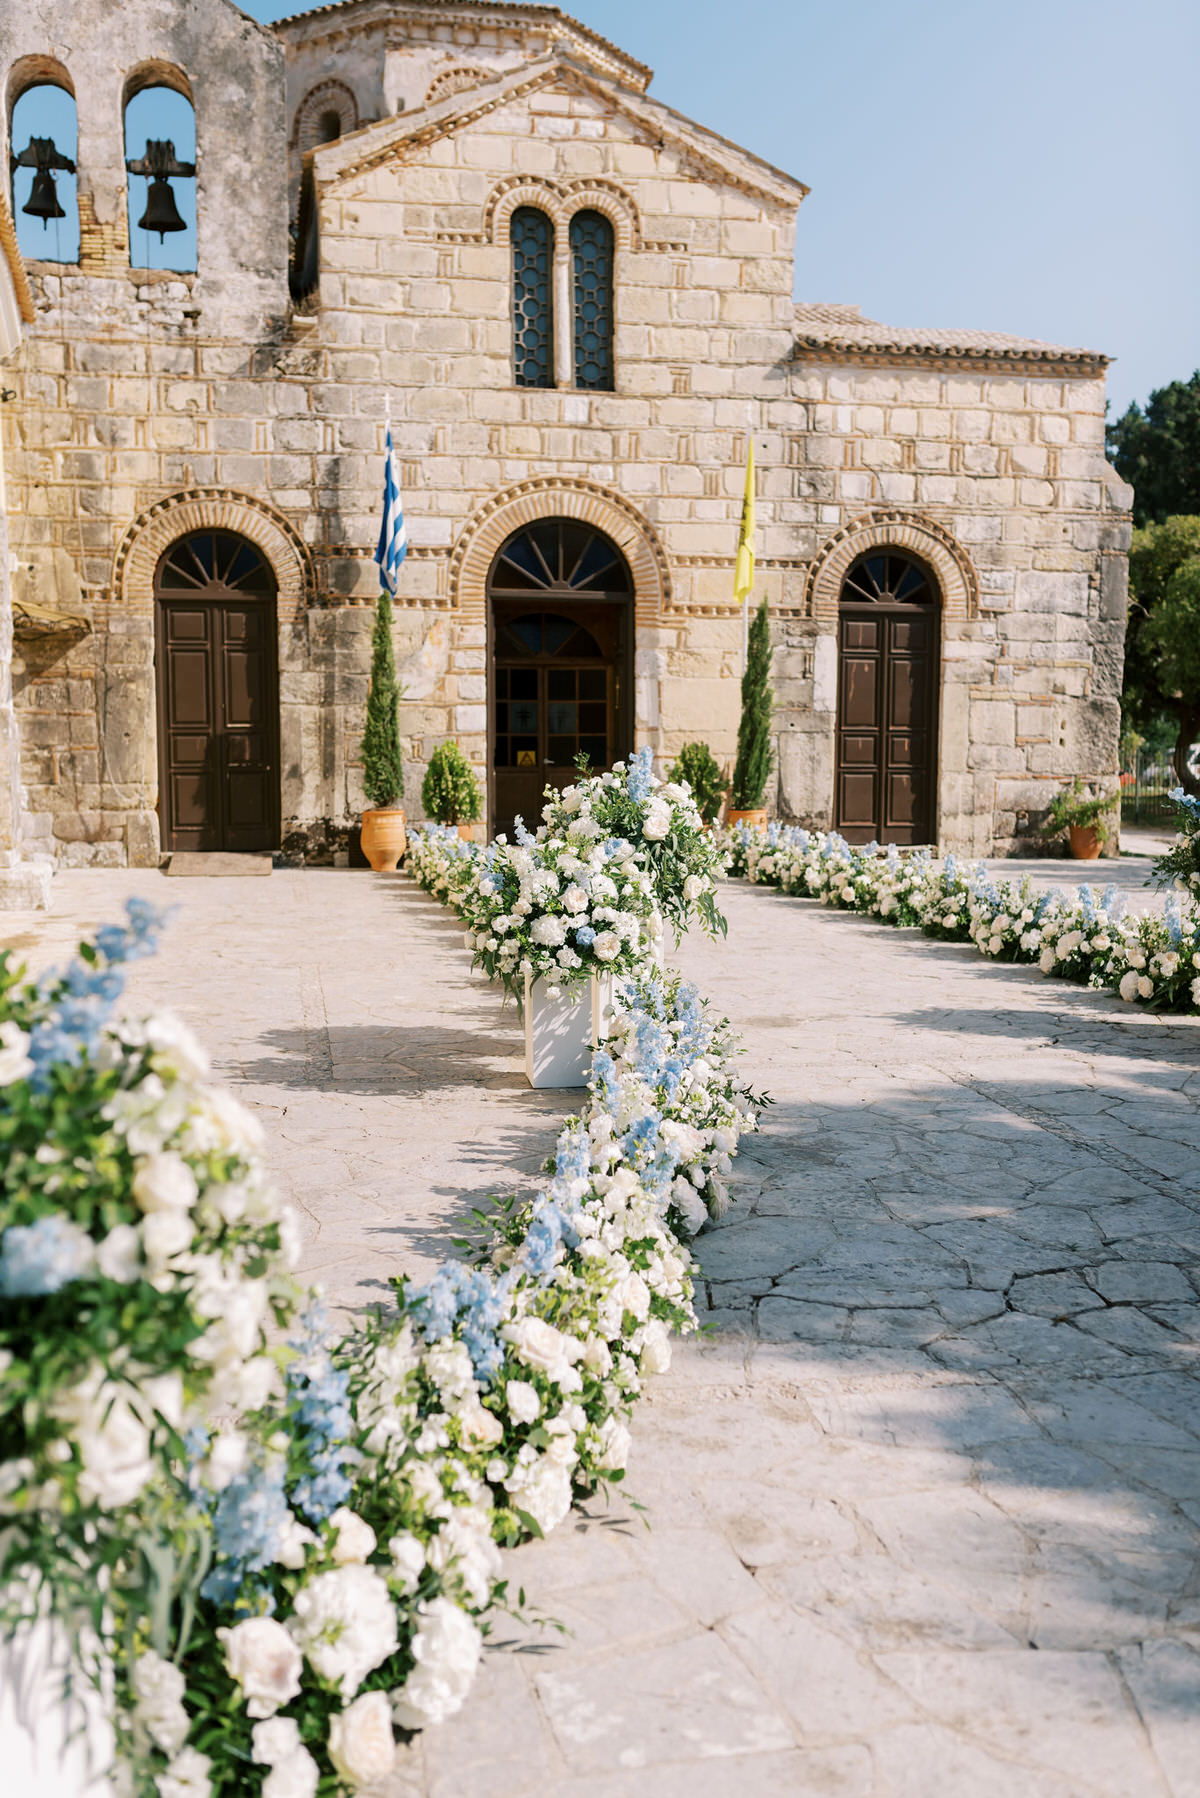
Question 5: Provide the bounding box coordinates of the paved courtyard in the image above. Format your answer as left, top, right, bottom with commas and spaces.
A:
4, 866, 1200, 1796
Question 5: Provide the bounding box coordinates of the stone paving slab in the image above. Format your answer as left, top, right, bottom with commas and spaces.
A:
4, 870, 1200, 1795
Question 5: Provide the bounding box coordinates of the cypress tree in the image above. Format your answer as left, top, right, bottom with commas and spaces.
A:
360, 591, 405, 808
729, 597, 774, 809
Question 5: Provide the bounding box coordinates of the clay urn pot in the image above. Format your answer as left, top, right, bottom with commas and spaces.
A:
455, 822, 475, 840
1068, 824, 1102, 860
360, 807, 407, 871
726, 808, 767, 830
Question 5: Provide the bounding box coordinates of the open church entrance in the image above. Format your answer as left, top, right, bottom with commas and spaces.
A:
488, 518, 634, 838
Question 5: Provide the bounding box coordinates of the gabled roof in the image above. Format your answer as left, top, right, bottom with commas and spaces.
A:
310, 52, 808, 211
793, 302, 1108, 377
271, 0, 652, 91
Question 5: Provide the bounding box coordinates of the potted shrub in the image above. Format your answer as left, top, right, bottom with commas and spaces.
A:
668, 741, 726, 827
422, 740, 482, 838
359, 590, 408, 870
727, 597, 774, 828
1041, 778, 1114, 860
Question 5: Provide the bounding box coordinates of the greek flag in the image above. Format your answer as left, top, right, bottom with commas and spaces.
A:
373, 426, 408, 594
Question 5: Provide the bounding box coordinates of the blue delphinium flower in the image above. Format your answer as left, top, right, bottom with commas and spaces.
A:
407, 1263, 514, 1382
1079, 885, 1096, 924
0, 1215, 94, 1296
286, 1304, 355, 1522
201, 1461, 292, 1604
625, 746, 655, 804
1165, 893, 1183, 945
27, 899, 169, 1087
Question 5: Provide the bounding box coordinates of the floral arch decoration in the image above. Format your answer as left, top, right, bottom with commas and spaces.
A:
450, 478, 671, 626
113, 489, 315, 623
805, 508, 978, 627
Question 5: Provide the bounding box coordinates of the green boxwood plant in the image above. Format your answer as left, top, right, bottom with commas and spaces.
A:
668, 742, 726, 825
422, 741, 482, 826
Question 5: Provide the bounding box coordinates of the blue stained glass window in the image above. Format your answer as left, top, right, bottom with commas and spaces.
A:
570, 210, 614, 391
512, 206, 553, 388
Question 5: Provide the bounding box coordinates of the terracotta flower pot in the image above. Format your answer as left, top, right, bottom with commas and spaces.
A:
360, 807, 407, 871
726, 807, 767, 830
455, 822, 476, 840
1068, 824, 1102, 860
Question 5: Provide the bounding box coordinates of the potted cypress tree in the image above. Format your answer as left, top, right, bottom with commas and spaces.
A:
422, 741, 482, 839
726, 598, 774, 827
359, 591, 408, 871
668, 741, 726, 826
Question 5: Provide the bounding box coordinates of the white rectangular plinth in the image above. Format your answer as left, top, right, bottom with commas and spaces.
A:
0, 1622, 113, 1797
524, 972, 613, 1089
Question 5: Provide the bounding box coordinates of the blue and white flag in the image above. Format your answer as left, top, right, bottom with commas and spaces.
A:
373, 425, 408, 595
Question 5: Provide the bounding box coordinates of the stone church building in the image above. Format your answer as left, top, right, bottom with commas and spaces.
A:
0, 0, 1131, 875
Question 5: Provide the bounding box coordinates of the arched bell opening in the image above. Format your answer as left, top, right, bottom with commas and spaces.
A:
834, 549, 940, 846
10, 78, 79, 264
123, 76, 196, 273
154, 530, 281, 854
488, 517, 634, 837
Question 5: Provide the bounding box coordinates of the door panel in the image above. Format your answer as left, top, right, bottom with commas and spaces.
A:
156, 588, 279, 854
835, 603, 937, 845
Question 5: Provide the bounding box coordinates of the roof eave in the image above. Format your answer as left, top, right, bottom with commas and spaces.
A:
790, 337, 1110, 378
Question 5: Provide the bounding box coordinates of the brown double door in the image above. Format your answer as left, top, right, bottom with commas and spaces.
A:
835, 604, 937, 845
154, 532, 280, 854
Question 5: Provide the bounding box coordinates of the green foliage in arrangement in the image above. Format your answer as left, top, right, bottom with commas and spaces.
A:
1040, 778, 1115, 848
422, 740, 482, 825
1125, 517, 1200, 797
729, 599, 774, 811
360, 591, 406, 809
1151, 787, 1200, 898
668, 742, 726, 825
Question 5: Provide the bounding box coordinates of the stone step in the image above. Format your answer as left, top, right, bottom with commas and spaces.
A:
163, 853, 273, 878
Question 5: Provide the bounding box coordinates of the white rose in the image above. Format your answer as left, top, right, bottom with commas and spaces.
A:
275, 1514, 316, 1570
592, 930, 621, 963
593, 1415, 631, 1472
504, 1452, 573, 1534
54, 1372, 154, 1510
329, 1507, 377, 1564
132, 1152, 199, 1215
286, 1565, 398, 1698
328, 1690, 395, 1790
141, 1208, 193, 1268
251, 1717, 303, 1765
503, 1316, 584, 1390
219, 1616, 303, 1718
505, 1379, 541, 1425
388, 1531, 426, 1594
204, 1428, 248, 1492
1138, 974, 1154, 999
262, 1749, 319, 1798
390, 1598, 482, 1730
639, 1319, 672, 1375
530, 914, 567, 948
642, 801, 671, 841
95, 1223, 141, 1284
1119, 970, 1140, 1002
562, 885, 589, 914
0, 1021, 33, 1086
457, 1397, 504, 1448
132, 1650, 190, 1755
618, 1269, 651, 1323
682, 875, 705, 902
157, 1746, 211, 1798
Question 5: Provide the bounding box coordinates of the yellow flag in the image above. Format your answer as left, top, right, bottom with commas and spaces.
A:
733, 439, 755, 605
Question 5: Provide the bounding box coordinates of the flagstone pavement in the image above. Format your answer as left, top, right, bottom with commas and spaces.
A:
5, 865, 1200, 1798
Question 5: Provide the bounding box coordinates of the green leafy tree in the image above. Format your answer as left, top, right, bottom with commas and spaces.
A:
1127, 517, 1200, 796
422, 740, 482, 825
1107, 372, 1200, 527
668, 741, 726, 824
360, 591, 405, 808
729, 598, 774, 810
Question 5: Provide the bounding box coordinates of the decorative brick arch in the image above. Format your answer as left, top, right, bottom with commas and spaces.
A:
450, 479, 670, 625
290, 79, 359, 154
113, 489, 314, 622
425, 66, 488, 106
806, 509, 978, 626
485, 176, 640, 250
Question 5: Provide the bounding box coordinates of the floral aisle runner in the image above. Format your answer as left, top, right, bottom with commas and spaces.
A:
723, 815, 1200, 1016
0, 752, 761, 1798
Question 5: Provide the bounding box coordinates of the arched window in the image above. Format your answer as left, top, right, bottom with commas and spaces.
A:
291, 81, 359, 157
570, 209, 614, 391
316, 110, 342, 143
124, 81, 196, 273
511, 206, 553, 388
10, 80, 79, 264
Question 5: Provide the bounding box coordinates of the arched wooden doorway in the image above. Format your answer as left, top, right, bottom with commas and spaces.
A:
835, 550, 939, 845
154, 530, 281, 853
489, 518, 634, 836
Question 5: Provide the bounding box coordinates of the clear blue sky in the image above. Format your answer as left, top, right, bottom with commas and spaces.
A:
233, 0, 1196, 417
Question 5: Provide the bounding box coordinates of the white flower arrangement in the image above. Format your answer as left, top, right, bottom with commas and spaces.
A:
719, 823, 1200, 1015
3, 799, 763, 1796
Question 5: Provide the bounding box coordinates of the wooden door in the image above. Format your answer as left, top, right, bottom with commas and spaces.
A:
835, 554, 938, 845
155, 533, 280, 853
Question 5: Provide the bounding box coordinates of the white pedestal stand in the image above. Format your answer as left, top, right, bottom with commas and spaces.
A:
524, 972, 614, 1088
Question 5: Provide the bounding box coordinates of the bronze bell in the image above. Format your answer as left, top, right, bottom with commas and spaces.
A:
23, 166, 66, 224
138, 175, 187, 238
